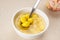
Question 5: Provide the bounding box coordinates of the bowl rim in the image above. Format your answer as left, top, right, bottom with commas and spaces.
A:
12, 7, 49, 36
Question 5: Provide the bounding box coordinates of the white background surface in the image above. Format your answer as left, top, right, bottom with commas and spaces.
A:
0, 0, 60, 40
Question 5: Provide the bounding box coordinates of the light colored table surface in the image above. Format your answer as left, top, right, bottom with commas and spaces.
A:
0, 0, 60, 40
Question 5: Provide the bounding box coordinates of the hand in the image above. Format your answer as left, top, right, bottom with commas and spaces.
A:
48, 0, 60, 11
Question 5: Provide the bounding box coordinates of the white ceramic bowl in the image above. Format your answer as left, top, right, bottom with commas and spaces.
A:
12, 7, 49, 39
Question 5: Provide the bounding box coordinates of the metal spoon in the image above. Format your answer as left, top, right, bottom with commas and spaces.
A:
30, 0, 40, 17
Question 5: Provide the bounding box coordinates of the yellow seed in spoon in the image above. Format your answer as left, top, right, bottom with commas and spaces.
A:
25, 13, 29, 19
22, 22, 30, 28
28, 18, 33, 23
20, 15, 26, 23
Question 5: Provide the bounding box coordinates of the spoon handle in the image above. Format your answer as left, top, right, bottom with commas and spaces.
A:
30, 0, 40, 17
33, 0, 40, 9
